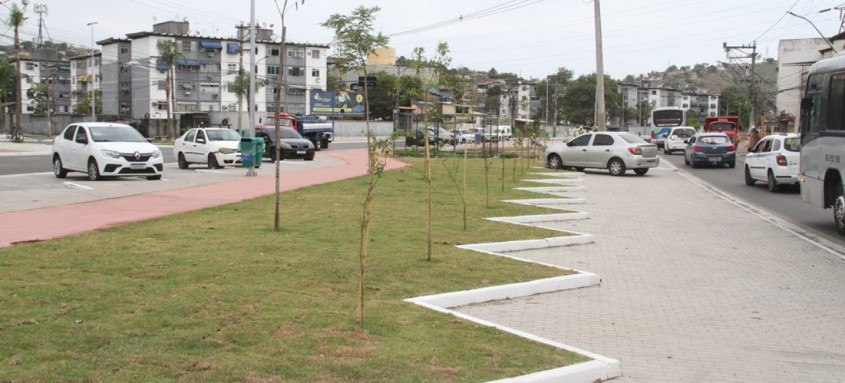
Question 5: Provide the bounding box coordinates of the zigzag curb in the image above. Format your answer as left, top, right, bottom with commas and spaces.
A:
404, 171, 621, 383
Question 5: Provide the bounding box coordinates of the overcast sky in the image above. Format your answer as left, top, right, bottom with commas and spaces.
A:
5, 0, 845, 79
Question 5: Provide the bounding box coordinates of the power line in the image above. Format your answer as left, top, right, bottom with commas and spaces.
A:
388, 0, 545, 37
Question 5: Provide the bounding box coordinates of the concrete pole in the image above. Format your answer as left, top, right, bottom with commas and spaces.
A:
593, 0, 607, 131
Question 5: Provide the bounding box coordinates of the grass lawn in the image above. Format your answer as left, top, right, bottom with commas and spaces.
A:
0, 153, 589, 382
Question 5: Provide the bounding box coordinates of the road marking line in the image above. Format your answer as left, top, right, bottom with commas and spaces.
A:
63, 182, 95, 190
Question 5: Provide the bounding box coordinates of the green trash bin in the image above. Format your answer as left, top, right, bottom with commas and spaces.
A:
239, 138, 256, 167
253, 137, 265, 168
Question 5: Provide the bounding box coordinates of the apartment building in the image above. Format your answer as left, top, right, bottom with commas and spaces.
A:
92, 21, 327, 133
16, 48, 73, 116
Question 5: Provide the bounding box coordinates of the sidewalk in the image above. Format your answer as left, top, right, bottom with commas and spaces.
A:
458, 163, 845, 382
0, 149, 405, 247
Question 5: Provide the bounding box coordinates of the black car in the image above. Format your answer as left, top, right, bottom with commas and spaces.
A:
256, 127, 315, 161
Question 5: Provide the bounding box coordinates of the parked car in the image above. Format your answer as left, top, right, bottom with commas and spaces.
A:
663, 126, 696, 154
174, 127, 242, 169
256, 126, 315, 161
52, 122, 163, 181
453, 129, 477, 144
683, 132, 736, 168
544, 131, 659, 176
744, 133, 801, 192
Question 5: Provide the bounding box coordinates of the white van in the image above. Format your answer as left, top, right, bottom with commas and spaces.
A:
483, 126, 512, 141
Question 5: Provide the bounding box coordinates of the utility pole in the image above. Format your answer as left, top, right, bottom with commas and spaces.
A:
34, 3, 46, 47
593, 0, 607, 131
87, 21, 97, 122
723, 42, 758, 131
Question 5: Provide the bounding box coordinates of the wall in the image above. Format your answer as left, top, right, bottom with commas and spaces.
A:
776, 38, 828, 132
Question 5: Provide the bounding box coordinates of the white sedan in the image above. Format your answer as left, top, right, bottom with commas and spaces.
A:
545, 131, 659, 176
744, 133, 800, 192
52, 122, 163, 181
174, 127, 242, 169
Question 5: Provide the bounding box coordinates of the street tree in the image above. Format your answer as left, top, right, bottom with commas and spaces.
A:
0, 60, 17, 134
322, 5, 389, 334
561, 73, 620, 127
7, 2, 24, 142
156, 40, 180, 139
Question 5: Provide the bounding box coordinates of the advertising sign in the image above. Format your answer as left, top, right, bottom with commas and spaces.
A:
310, 90, 365, 116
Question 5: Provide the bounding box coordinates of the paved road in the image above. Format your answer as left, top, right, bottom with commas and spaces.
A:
458, 161, 845, 382
660, 152, 845, 249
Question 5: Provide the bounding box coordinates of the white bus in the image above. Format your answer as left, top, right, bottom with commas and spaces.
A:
799, 53, 845, 234
650, 107, 686, 148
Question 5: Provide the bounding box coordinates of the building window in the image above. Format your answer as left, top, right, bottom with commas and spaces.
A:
271, 48, 280, 56
288, 67, 303, 76
227, 63, 238, 74
267, 65, 279, 75
157, 80, 165, 90
311, 49, 320, 58
120, 46, 129, 54
287, 48, 304, 58
181, 40, 193, 52
311, 68, 320, 77
286, 87, 306, 96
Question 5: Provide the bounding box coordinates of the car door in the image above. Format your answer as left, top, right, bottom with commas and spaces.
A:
585, 133, 615, 168
747, 138, 772, 180
187, 129, 208, 163
684, 135, 696, 163
67, 126, 90, 171
562, 133, 592, 166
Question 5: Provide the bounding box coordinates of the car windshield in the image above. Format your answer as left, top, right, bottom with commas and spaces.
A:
206, 129, 241, 141
673, 128, 695, 138
619, 133, 647, 144
280, 128, 303, 139
783, 137, 800, 152
88, 125, 146, 142
699, 135, 730, 145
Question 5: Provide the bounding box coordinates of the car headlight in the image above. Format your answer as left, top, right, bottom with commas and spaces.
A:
101, 149, 121, 159
152, 150, 162, 158
219, 147, 236, 154
281, 142, 292, 149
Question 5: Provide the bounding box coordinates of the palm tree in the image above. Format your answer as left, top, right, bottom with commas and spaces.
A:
156, 40, 180, 139
8, 3, 25, 142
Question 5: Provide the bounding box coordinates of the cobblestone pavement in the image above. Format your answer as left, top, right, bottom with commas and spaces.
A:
457, 165, 845, 382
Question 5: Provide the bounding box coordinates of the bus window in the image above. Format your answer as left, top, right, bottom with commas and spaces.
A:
828, 73, 845, 131
803, 92, 822, 135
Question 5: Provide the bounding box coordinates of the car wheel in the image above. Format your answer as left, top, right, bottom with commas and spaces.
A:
690, 160, 698, 169
728, 161, 735, 169
664, 147, 670, 154
208, 153, 221, 169
177, 153, 189, 169
834, 183, 845, 235
147, 175, 162, 180
684, 154, 690, 165
744, 166, 756, 186
608, 158, 626, 176
87, 159, 101, 181
767, 170, 780, 192
547, 154, 563, 169
53, 155, 67, 178
461, 138, 467, 144
305, 154, 315, 161
313, 139, 321, 151
634, 168, 648, 176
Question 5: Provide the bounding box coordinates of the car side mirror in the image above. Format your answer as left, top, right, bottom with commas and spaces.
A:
75, 136, 88, 144
196, 138, 206, 144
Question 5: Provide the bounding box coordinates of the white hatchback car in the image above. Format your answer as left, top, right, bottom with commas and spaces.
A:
174, 127, 242, 169
744, 133, 801, 192
52, 122, 163, 181
663, 126, 696, 154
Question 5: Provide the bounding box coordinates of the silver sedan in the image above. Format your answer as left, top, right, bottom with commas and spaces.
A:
545, 131, 660, 176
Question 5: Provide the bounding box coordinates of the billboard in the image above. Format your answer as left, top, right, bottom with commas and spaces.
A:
310, 90, 365, 116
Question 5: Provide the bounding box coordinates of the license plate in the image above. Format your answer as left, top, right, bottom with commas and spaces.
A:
708, 156, 722, 162
296, 150, 306, 155
130, 163, 146, 170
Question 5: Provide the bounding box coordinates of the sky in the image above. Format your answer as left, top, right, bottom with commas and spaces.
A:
4, 0, 845, 80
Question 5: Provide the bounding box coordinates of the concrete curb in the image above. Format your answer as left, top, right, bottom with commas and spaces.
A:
404, 171, 621, 383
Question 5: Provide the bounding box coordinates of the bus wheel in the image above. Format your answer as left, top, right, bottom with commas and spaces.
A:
835, 184, 845, 235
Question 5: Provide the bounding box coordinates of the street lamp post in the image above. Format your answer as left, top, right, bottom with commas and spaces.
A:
87, 21, 97, 122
